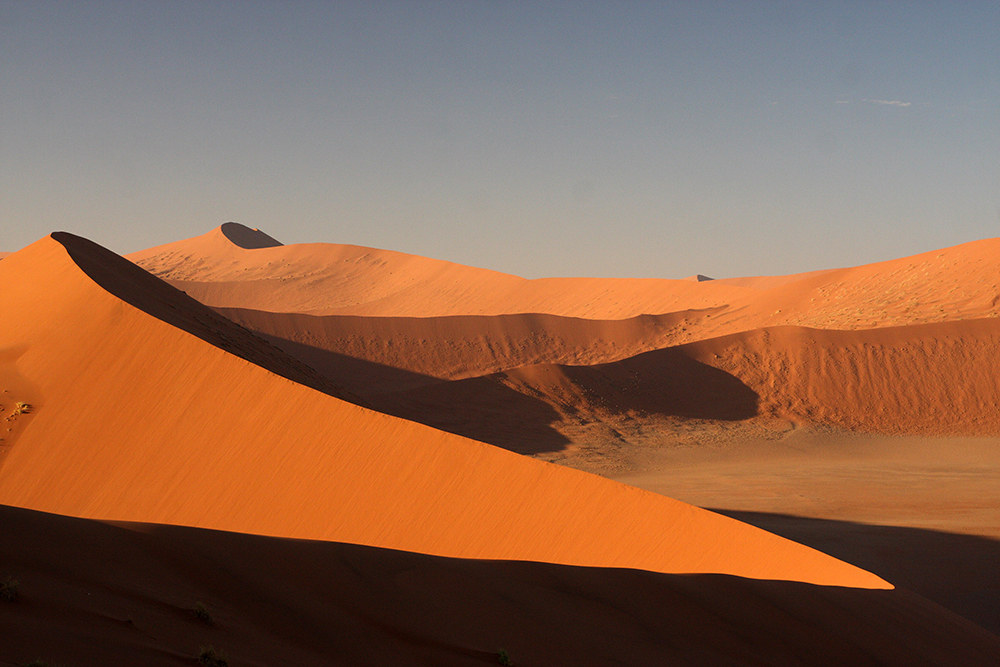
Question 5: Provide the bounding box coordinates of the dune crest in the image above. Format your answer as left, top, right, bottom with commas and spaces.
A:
131, 227, 1000, 334
0, 233, 888, 589
127, 223, 756, 318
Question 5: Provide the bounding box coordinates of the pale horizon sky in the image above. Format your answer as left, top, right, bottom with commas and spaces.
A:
2, 1, 998, 279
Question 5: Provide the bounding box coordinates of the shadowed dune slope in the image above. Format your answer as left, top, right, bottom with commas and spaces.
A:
715, 510, 1000, 637
349, 318, 1000, 457
2, 505, 998, 667
282, 317, 1000, 458
214, 307, 724, 391
0, 234, 886, 588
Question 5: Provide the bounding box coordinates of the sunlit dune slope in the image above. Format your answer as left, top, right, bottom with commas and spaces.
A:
128, 223, 755, 318
0, 233, 886, 588
710, 238, 1000, 332
681, 322, 1000, 433
3, 505, 998, 667
131, 224, 1000, 332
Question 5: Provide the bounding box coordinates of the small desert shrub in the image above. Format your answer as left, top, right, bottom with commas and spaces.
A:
497, 648, 513, 666
197, 646, 228, 667
12, 402, 31, 416
194, 601, 213, 625
0, 577, 19, 601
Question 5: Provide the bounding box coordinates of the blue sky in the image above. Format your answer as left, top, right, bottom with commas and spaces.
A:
2, 1, 998, 278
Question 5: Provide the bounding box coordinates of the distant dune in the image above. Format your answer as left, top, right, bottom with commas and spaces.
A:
0, 232, 882, 588
128, 224, 757, 318
127, 225, 1000, 453
130, 224, 1000, 331
213, 307, 721, 393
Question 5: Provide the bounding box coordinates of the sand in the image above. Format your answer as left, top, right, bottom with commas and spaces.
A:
0, 232, 883, 588
4, 222, 1000, 662
3, 503, 997, 667
611, 430, 1000, 635
130, 224, 1000, 332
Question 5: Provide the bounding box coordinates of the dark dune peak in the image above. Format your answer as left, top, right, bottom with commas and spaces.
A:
220, 222, 283, 249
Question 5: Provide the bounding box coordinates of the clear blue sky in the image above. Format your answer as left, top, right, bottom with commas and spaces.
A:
2, 1, 998, 278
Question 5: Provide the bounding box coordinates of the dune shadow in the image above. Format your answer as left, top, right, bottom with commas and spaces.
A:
712, 509, 1000, 637
53, 233, 357, 402
249, 333, 443, 396
563, 347, 759, 421
370, 376, 573, 455
5, 503, 1000, 666
219, 222, 283, 249
242, 334, 573, 455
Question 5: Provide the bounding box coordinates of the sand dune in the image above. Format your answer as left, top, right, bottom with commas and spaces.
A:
8, 224, 1000, 659
214, 307, 723, 393
238, 315, 1000, 466
474, 319, 1000, 440
4, 504, 998, 667
128, 223, 756, 318
130, 224, 1000, 335
0, 232, 886, 588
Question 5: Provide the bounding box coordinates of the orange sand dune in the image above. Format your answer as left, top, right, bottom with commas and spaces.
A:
0, 233, 885, 588
707, 239, 1000, 332
711, 267, 838, 290
131, 224, 1000, 333
215, 307, 723, 394
681, 321, 1000, 433
4, 505, 998, 667
360, 318, 1000, 459
128, 223, 756, 318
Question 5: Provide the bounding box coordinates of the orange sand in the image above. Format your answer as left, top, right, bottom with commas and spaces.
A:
0, 233, 885, 589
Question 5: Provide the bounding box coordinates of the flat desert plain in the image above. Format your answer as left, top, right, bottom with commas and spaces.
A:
1, 223, 998, 665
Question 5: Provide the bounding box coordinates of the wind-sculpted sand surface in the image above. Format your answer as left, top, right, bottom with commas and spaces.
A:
2, 223, 1000, 663
0, 233, 882, 588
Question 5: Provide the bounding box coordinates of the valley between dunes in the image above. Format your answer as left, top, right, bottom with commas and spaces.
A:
1, 222, 998, 665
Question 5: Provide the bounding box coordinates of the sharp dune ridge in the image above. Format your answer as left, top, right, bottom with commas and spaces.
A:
0, 232, 884, 588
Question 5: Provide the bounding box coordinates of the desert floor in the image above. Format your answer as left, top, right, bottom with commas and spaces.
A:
604, 427, 1000, 635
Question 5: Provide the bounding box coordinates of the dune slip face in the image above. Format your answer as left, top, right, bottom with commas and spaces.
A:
0, 232, 888, 590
